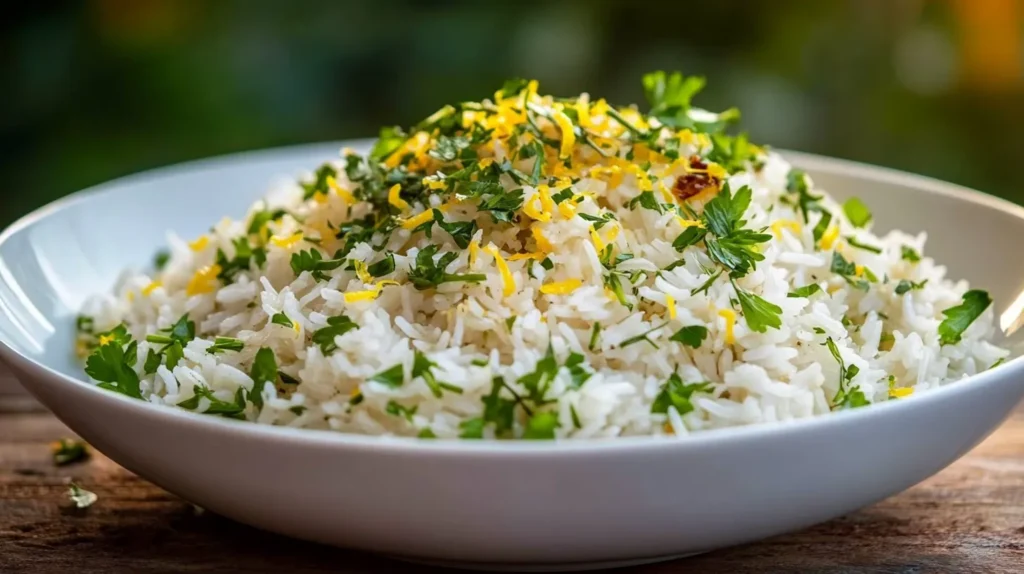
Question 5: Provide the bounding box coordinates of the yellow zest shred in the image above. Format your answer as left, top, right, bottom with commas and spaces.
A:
388, 184, 409, 210
665, 294, 677, 319
576, 98, 591, 127
327, 176, 355, 203
188, 235, 210, 252
353, 260, 373, 284
718, 308, 737, 345
509, 252, 546, 261
540, 279, 582, 295
890, 386, 914, 399
270, 232, 303, 249
424, 178, 447, 191
343, 280, 399, 304
142, 280, 162, 296
532, 226, 554, 252
522, 194, 551, 222
477, 157, 495, 170
770, 219, 802, 238
557, 199, 577, 220
854, 264, 865, 277
538, 185, 556, 215
186, 264, 222, 297
663, 422, 675, 434
589, 225, 606, 253
658, 181, 676, 204
552, 106, 576, 159
313, 191, 329, 204
605, 224, 621, 243
675, 216, 705, 229
126, 291, 135, 303
707, 162, 728, 180
819, 225, 840, 250
98, 333, 114, 346
485, 245, 515, 297
402, 208, 437, 230
629, 165, 652, 192
468, 240, 480, 266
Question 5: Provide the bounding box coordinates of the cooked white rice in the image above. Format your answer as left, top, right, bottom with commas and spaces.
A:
78, 73, 1007, 439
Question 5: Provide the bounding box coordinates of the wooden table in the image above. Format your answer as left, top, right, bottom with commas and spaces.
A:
2, 406, 1023, 574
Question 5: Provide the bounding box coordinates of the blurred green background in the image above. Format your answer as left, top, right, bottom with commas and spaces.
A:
3, 0, 1024, 227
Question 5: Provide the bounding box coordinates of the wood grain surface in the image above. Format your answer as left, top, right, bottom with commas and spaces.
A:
2, 407, 1023, 573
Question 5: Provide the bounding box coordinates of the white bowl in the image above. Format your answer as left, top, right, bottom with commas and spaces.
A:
2, 142, 1023, 571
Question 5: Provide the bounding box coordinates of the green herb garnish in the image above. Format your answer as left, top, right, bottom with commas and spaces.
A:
938, 290, 992, 345
311, 315, 358, 354
842, 197, 872, 228
651, 373, 713, 415
670, 325, 709, 348
51, 438, 89, 466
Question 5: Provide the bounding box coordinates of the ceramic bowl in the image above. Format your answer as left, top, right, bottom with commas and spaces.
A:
2, 142, 1023, 571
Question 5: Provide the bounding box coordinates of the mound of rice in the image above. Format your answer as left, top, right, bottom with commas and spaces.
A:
78, 72, 1008, 439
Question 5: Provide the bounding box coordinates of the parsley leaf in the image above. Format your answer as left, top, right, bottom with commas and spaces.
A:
300, 164, 337, 201
733, 282, 783, 332
290, 249, 344, 280
311, 315, 357, 354
433, 210, 477, 249
482, 376, 518, 436
178, 386, 248, 418
517, 344, 559, 405
846, 236, 882, 254
270, 313, 293, 329
564, 352, 592, 388
788, 284, 823, 298
207, 337, 244, 354
248, 347, 277, 410
842, 197, 872, 228
413, 350, 459, 398
458, 417, 485, 439
52, 438, 89, 466
385, 400, 417, 422
701, 184, 771, 277
901, 245, 921, 263
895, 279, 927, 295
938, 290, 992, 345
651, 373, 713, 415
786, 168, 824, 224
830, 251, 869, 290
522, 411, 559, 440
85, 326, 141, 398
370, 363, 405, 388
670, 325, 709, 348
369, 126, 407, 161
478, 189, 524, 223
824, 337, 869, 410
407, 244, 486, 290
367, 253, 396, 277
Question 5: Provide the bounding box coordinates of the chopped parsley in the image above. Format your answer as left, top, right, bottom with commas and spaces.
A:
290, 249, 344, 280
385, 400, 418, 422
407, 245, 486, 290
786, 168, 825, 224
901, 245, 921, 263
270, 313, 294, 329
370, 363, 405, 388
68, 483, 97, 509
788, 284, 823, 298
412, 350, 460, 398
51, 438, 89, 466
367, 253, 396, 277
830, 252, 869, 291
679, 184, 772, 278
207, 337, 244, 353
153, 250, 171, 271
937, 290, 992, 345
895, 279, 927, 295
458, 417, 485, 439
651, 373, 713, 415
85, 325, 141, 398
618, 322, 669, 349
670, 325, 709, 348
824, 337, 869, 410
564, 352, 592, 388
177, 386, 247, 418
522, 411, 559, 440
248, 347, 278, 410
300, 164, 337, 201
588, 322, 602, 351
732, 281, 783, 332
433, 210, 477, 248
311, 315, 358, 354
846, 236, 882, 254
842, 197, 872, 228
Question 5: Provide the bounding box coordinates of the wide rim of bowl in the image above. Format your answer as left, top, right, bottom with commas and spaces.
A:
1, 142, 1023, 457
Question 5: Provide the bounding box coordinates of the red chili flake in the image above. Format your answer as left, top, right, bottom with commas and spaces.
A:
673, 156, 720, 201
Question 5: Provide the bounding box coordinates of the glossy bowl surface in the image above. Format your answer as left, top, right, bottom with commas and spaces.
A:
2, 142, 1023, 570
